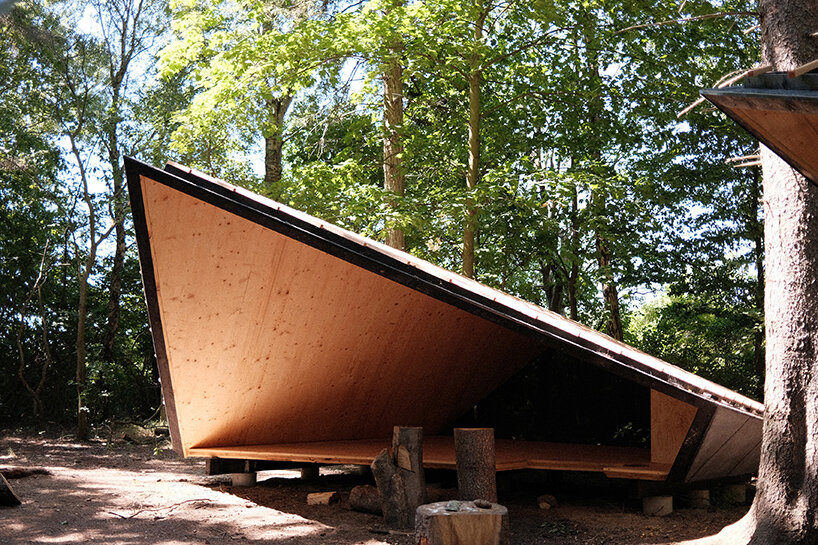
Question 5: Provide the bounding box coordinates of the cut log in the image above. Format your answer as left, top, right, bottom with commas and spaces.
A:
415, 500, 508, 545
371, 426, 427, 528
307, 491, 339, 505
537, 494, 558, 509
350, 484, 382, 514
0, 474, 21, 507
454, 428, 497, 503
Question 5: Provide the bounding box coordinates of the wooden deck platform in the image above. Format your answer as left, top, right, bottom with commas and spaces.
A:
188, 436, 670, 481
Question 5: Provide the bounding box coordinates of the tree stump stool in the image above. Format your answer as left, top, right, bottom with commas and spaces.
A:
415, 501, 508, 545
454, 428, 497, 503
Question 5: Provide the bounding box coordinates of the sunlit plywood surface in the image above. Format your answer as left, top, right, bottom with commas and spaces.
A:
141, 176, 542, 454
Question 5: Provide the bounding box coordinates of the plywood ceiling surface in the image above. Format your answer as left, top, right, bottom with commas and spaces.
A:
702, 89, 818, 185
140, 176, 542, 453
731, 106, 818, 182
158, 163, 764, 419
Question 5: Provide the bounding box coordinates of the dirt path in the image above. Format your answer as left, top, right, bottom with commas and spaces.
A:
1, 431, 747, 544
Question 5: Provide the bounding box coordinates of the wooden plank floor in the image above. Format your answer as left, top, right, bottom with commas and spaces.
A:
188, 436, 669, 480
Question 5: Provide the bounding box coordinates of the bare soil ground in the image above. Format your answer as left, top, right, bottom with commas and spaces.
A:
1, 428, 747, 544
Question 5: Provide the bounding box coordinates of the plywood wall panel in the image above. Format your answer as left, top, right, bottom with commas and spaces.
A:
141, 176, 542, 453
651, 389, 697, 465
685, 406, 761, 482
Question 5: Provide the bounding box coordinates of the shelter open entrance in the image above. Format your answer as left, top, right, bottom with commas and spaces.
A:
126, 158, 763, 485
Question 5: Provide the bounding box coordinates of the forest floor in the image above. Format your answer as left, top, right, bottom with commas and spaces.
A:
1, 427, 748, 545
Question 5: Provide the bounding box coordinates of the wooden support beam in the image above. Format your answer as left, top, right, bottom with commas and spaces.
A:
746, 64, 772, 77
454, 428, 497, 503
788, 58, 818, 78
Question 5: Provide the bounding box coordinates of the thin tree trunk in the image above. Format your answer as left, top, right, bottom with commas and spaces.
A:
69, 135, 114, 441
462, 6, 485, 279
76, 264, 91, 440
264, 95, 292, 200
596, 234, 623, 340
16, 243, 52, 419
582, 10, 622, 340
568, 181, 579, 321
383, 10, 405, 250
103, 114, 125, 363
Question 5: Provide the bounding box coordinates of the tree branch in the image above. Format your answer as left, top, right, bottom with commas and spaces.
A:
617, 11, 758, 34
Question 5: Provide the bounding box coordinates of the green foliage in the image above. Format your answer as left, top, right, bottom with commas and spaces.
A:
629, 288, 762, 399
0, 0, 768, 430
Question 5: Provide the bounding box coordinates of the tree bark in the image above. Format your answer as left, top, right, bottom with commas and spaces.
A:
103, 114, 126, 364
700, 2, 818, 543
596, 233, 623, 341
383, 3, 406, 250
462, 6, 485, 279
749, 168, 765, 399
567, 182, 580, 321
264, 95, 292, 200
751, 2, 818, 542
454, 428, 497, 503
371, 426, 427, 528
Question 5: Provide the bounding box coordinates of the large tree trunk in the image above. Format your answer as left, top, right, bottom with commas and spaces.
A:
748, 168, 765, 399
751, 2, 818, 542
383, 9, 405, 251
581, 8, 623, 340
696, 2, 818, 543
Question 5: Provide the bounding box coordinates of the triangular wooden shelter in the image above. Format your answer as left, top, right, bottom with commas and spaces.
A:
126, 158, 763, 484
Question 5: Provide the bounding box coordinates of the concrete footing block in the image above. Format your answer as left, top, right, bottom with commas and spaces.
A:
721, 484, 747, 505
231, 472, 257, 487
642, 495, 673, 516
687, 489, 710, 509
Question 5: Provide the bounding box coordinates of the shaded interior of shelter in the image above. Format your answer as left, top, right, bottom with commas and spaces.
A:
457, 348, 650, 449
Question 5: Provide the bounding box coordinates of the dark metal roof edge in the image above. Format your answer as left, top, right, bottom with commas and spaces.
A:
124, 157, 184, 455
703, 86, 818, 102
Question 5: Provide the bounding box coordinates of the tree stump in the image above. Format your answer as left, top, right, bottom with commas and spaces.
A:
371, 426, 427, 528
0, 474, 21, 507
415, 501, 508, 545
454, 428, 497, 503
